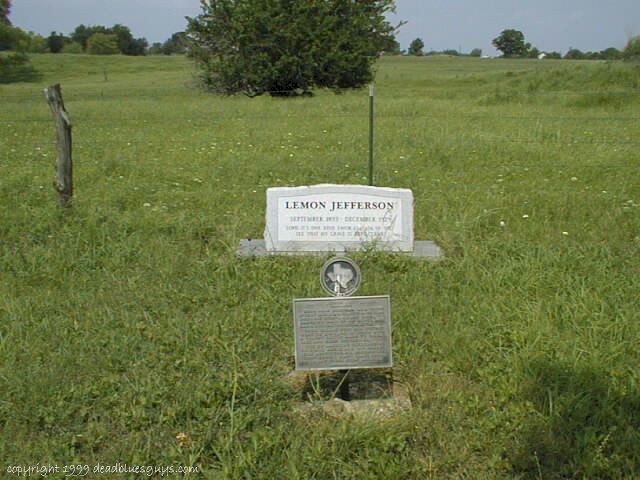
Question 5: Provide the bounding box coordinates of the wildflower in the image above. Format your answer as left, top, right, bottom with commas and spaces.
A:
562, 231, 569, 236
176, 432, 189, 446
499, 221, 506, 227
522, 214, 529, 219
143, 203, 151, 207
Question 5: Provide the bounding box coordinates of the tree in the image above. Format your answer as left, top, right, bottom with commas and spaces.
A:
186, 0, 398, 96
379, 35, 401, 55
492, 29, 530, 57
470, 48, 482, 57
62, 42, 83, 54
161, 32, 187, 55
623, 36, 640, 61
408, 37, 424, 56
527, 46, 540, 59
47, 31, 70, 53
111, 24, 147, 56
564, 48, 585, 60
600, 47, 621, 60
86, 33, 120, 55
71, 24, 101, 50
148, 42, 163, 55
71, 24, 147, 55
0, 0, 11, 26
0, 23, 26, 50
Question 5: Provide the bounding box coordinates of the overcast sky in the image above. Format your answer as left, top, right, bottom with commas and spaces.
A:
11, 0, 640, 55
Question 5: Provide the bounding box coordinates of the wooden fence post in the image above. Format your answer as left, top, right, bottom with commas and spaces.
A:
44, 84, 73, 208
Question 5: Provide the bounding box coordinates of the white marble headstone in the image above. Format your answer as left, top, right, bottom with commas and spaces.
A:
265, 184, 414, 253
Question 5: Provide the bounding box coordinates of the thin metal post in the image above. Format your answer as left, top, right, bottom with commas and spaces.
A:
368, 84, 374, 186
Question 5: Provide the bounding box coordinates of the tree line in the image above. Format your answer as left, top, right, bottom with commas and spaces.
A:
405, 29, 640, 61
0, 0, 185, 56
3, 0, 639, 93
13, 26, 186, 56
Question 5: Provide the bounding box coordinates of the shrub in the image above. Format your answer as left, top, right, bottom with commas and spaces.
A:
0, 51, 41, 83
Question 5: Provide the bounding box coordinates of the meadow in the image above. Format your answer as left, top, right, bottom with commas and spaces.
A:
1, 53, 639, 479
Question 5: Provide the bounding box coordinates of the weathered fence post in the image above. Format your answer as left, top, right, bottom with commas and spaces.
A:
44, 84, 73, 208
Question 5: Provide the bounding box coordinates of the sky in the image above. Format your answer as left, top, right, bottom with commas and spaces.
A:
10, 0, 640, 56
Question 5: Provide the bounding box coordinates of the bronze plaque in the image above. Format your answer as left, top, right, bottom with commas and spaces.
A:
293, 296, 392, 371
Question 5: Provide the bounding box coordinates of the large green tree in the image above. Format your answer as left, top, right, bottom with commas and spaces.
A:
187, 0, 398, 96
492, 29, 531, 57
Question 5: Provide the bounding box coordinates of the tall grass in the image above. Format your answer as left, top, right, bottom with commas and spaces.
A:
1, 54, 639, 478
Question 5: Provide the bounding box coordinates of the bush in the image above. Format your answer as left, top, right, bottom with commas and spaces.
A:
0, 51, 41, 83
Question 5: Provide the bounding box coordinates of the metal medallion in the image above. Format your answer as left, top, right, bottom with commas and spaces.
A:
320, 257, 361, 297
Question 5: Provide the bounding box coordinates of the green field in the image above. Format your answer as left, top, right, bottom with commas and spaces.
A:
1, 54, 639, 479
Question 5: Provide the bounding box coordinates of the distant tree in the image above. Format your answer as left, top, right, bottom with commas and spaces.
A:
380, 36, 401, 55
0, 23, 27, 50
470, 48, 482, 57
492, 29, 530, 57
62, 42, 83, 54
46, 31, 71, 53
71, 24, 146, 55
0, 0, 11, 26
20, 31, 47, 52
623, 36, 640, 61
111, 24, 147, 56
71, 24, 102, 50
148, 42, 163, 55
187, 0, 398, 96
127, 37, 148, 56
161, 32, 187, 55
545, 51, 562, 59
408, 37, 424, 56
86, 33, 119, 55
527, 46, 540, 58
564, 48, 585, 60
600, 47, 621, 60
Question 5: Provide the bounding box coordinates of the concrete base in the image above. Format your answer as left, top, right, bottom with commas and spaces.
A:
284, 369, 412, 419
237, 239, 444, 259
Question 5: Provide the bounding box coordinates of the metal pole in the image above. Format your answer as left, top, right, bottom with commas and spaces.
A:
368, 84, 374, 186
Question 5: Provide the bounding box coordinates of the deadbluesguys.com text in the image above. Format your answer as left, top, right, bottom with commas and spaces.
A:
6, 463, 200, 477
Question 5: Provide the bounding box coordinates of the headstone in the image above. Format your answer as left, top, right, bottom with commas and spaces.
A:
265, 184, 413, 253
293, 295, 392, 371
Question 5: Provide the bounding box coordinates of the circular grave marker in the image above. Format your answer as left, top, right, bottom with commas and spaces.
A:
320, 257, 361, 297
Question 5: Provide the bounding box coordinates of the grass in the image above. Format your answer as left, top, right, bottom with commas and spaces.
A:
1, 54, 639, 478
